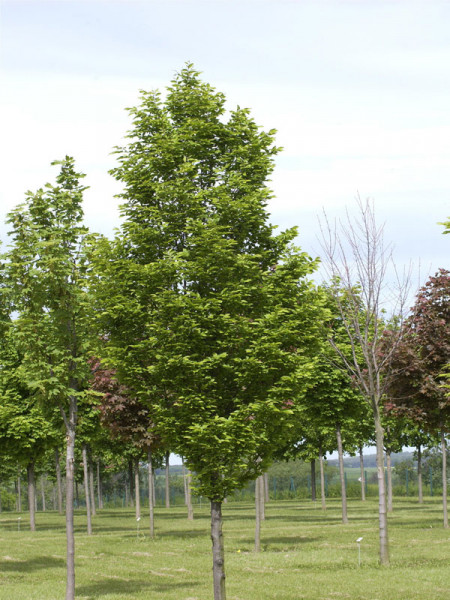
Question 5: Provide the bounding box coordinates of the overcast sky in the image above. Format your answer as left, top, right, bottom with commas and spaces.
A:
1, 0, 448, 281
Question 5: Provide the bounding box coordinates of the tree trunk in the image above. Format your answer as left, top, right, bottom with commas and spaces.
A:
374, 412, 389, 565
417, 444, 423, 504
41, 474, 46, 512
264, 472, 270, 503
258, 475, 265, 521
17, 470, 22, 512
386, 449, 393, 513
310, 459, 316, 501
186, 469, 194, 521
82, 444, 92, 535
183, 462, 188, 505
211, 500, 226, 600
165, 451, 170, 508
254, 478, 261, 552
359, 445, 366, 501
336, 425, 348, 524
97, 460, 103, 509
55, 449, 63, 514
27, 462, 36, 531
319, 448, 326, 510
65, 398, 77, 600
147, 449, 154, 538
441, 430, 448, 528
89, 456, 96, 517
134, 456, 141, 520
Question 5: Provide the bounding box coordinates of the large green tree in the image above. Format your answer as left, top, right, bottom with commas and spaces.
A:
3, 158, 93, 600
92, 65, 323, 600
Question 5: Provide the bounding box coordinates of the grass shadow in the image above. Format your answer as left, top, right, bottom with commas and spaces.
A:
76, 577, 200, 597
0, 555, 65, 572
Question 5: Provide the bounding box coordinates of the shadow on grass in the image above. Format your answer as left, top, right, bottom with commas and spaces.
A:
76, 577, 200, 597
0, 556, 64, 572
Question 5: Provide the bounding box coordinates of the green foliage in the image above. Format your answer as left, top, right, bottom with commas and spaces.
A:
3, 157, 93, 416
92, 65, 324, 501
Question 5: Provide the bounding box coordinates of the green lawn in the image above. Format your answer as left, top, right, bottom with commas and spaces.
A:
0, 497, 449, 599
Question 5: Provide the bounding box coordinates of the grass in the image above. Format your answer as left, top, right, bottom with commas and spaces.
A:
0, 497, 449, 599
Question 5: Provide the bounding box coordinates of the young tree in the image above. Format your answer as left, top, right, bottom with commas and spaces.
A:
319, 198, 411, 565
3, 158, 93, 600
92, 65, 323, 600
387, 269, 450, 526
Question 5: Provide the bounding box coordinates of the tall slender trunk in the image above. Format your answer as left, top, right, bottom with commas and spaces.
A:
55, 449, 63, 514
97, 460, 103, 509
41, 474, 46, 512
386, 450, 393, 513
441, 430, 448, 528
336, 425, 348, 524
27, 462, 36, 531
134, 456, 141, 520
165, 451, 170, 508
264, 472, 269, 503
147, 449, 154, 537
65, 397, 77, 600
417, 444, 423, 504
374, 410, 389, 565
211, 500, 226, 600
89, 456, 96, 517
17, 470, 22, 512
186, 469, 194, 521
258, 475, 265, 521
82, 444, 92, 535
319, 448, 326, 510
359, 445, 366, 501
310, 459, 316, 501
254, 478, 261, 552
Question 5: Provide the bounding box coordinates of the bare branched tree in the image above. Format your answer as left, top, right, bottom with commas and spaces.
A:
319, 196, 412, 566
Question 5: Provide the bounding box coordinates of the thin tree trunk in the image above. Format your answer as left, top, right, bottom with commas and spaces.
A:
441, 430, 448, 528
264, 472, 270, 503
165, 451, 170, 508
374, 411, 389, 565
89, 456, 96, 517
82, 444, 92, 535
97, 460, 103, 509
336, 425, 348, 524
186, 469, 194, 521
386, 449, 393, 513
310, 459, 316, 501
27, 462, 36, 531
147, 449, 154, 538
254, 478, 261, 552
55, 449, 63, 514
259, 475, 265, 521
211, 500, 226, 600
41, 474, 46, 512
417, 444, 423, 504
359, 445, 366, 501
319, 448, 326, 510
134, 456, 141, 520
17, 470, 22, 512
64, 398, 77, 600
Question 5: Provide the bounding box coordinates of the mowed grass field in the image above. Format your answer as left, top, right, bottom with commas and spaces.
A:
0, 497, 449, 600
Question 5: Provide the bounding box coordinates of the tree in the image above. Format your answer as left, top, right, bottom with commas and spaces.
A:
90, 357, 163, 536
387, 269, 450, 526
319, 198, 411, 565
91, 65, 323, 600
3, 158, 93, 600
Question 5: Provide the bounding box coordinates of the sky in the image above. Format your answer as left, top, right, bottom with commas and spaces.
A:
1, 0, 449, 460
